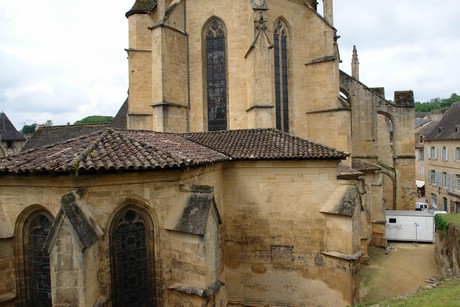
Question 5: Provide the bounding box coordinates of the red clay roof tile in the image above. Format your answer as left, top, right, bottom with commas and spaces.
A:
0, 128, 347, 175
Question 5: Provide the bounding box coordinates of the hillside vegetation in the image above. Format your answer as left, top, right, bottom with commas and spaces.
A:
415, 93, 460, 112
74, 115, 114, 125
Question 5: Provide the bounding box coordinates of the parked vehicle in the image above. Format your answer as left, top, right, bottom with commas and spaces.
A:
385, 210, 446, 243
415, 202, 428, 211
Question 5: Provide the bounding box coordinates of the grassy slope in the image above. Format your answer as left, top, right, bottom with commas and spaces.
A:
374, 277, 460, 306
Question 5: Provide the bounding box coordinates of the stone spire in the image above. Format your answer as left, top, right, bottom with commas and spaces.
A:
351, 45, 359, 80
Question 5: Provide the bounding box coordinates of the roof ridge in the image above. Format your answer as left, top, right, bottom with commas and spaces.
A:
72, 128, 113, 171
37, 123, 109, 130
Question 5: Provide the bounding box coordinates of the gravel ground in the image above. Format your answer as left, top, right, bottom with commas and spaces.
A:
359, 242, 440, 305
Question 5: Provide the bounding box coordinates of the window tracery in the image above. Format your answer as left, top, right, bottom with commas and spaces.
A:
205, 18, 227, 131
274, 19, 289, 132
111, 208, 155, 307
25, 212, 53, 307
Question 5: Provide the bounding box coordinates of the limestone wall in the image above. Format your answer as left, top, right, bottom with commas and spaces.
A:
0, 238, 14, 305
223, 160, 360, 306
339, 72, 416, 211
127, 0, 350, 153
0, 158, 361, 306
0, 166, 225, 306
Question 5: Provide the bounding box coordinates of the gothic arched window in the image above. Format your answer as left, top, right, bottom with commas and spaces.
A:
24, 211, 53, 306
205, 18, 227, 131
111, 207, 155, 307
274, 19, 289, 132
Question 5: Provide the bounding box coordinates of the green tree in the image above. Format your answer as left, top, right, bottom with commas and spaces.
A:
21, 123, 37, 135
415, 94, 460, 112
43, 119, 53, 126
74, 115, 114, 125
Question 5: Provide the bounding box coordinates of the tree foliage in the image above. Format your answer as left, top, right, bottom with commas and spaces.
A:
21, 119, 52, 135
74, 115, 114, 125
415, 93, 460, 112
21, 123, 37, 135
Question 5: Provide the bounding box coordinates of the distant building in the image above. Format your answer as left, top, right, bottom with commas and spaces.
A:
415, 112, 443, 197
424, 103, 460, 212
0, 112, 26, 157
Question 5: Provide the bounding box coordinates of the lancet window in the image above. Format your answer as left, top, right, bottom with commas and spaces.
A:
274, 19, 289, 132
111, 207, 155, 307
25, 212, 53, 307
205, 18, 227, 131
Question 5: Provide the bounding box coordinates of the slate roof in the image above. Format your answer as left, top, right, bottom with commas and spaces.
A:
21, 123, 108, 151
184, 129, 348, 161
418, 120, 440, 136
126, 0, 157, 17
415, 118, 430, 128
110, 98, 128, 129
425, 103, 460, 141
0, 112, 25, 141
0, 128, 347, 175
1, 129, 227, 175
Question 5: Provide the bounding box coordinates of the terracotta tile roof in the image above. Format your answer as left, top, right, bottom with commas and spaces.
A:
0, 112, 25, 141
1, 129, 227, 175
126, 0, 157, 18
1, 128, 347, 175
425, 103, 460, 141
184, 129, 348, 160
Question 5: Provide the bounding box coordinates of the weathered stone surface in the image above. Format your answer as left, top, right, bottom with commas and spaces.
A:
0, 1, 417, 306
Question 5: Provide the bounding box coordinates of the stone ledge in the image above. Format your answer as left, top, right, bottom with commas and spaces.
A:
321, 251, 363, 261
169, 280, 224, 297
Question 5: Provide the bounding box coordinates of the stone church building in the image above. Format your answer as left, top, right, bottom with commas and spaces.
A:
0, 0, 415, 306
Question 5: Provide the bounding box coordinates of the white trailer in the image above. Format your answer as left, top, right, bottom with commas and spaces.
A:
385, 210, 439, 243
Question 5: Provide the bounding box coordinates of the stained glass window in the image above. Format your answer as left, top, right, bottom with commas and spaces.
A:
111, 208, 154, 307
26, 213, 52, 307
274, 20, 289, 132
205, 19, 227, 131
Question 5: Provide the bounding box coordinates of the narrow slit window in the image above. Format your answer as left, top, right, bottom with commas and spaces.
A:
274, 20, 289, 132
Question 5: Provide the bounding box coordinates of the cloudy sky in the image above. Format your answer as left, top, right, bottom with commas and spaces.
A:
1, 1, 459, 130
